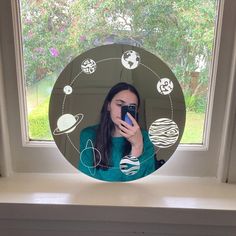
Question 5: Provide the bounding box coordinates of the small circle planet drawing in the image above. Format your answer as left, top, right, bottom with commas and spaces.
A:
156, 78, 174, 95
81, 58, 97, 74
121, 50, 140, 70
63, 85, 73, 95
53, 113, 84, 135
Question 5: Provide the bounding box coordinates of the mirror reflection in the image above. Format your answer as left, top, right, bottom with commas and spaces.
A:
49, 44, 186, 182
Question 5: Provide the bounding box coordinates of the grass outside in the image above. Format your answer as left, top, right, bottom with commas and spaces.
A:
27, 75, 56, 113
28, 97, 52, 140
27, 77, 205, 143
180, 111, 204, 144
28, 97, 205, 144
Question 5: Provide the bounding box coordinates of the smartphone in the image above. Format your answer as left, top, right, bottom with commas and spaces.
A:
121, 105, 137, 125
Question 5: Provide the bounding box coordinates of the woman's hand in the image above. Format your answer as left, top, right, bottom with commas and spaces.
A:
118, 113, 143, 157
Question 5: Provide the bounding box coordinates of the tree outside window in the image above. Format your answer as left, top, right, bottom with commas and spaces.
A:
20, 0, 217, 143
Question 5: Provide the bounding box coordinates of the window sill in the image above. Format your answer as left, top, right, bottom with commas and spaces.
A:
0, 173, 236, 235
0, 173, 236, 217
1, 173, 236, 207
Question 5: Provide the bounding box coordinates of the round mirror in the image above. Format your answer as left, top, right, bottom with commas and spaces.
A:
49, 44, 186, 182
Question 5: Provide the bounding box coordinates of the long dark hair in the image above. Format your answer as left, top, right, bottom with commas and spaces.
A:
94, 82, 140, 170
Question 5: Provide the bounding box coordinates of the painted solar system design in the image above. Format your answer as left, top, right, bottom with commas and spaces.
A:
49, 44, 186, 182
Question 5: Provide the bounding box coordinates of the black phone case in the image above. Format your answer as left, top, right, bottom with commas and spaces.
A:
121, 105, 137, 122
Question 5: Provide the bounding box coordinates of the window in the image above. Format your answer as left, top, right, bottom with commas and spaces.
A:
19, 0, 218, 144
1, 0, 236, 181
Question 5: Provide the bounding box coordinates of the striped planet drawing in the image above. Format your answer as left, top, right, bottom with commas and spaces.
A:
149, 118, 179, 148
120, 155, 140, 176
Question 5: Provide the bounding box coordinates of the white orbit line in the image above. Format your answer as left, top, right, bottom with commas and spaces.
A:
66, 134, 80, 153
64, 118, 92, 153
62, 95, 67, 114
70, 70, 83, 86
61, 57, 178, 171
169, 95, 174, 120
139, 63, 161, 80
140, 62, 176, 161
96, 57, 121, 63
62, 60, 119, 114
62, 71, 83, 114
62, 56, 135, 114
140, 62, 174, 119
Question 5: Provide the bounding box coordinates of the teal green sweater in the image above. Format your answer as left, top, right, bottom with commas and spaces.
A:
78, 125, 156, 182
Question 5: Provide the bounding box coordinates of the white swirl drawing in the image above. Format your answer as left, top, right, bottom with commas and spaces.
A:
157, 78, 174, 95
120, 155, 140, 176
81, 58, 97, 74
149, 118, 179, 148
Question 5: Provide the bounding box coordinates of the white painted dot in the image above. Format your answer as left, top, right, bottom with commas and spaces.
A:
63, 85, 73, 95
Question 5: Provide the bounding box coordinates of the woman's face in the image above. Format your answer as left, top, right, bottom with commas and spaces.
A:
108, 90, 138, 127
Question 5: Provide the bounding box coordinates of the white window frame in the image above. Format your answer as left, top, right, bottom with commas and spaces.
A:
1, 0, 236, 182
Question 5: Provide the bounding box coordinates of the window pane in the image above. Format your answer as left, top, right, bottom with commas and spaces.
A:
19, 0, 218, 143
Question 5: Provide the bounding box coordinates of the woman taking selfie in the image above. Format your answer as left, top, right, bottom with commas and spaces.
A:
78, 82, 156, 181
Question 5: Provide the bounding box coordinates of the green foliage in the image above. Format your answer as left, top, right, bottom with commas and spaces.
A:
21, 0, 75, 86
21, 0, 217, 87
195, 95, 207, 113
21, 0, 216, 142
184, 92, 197, 112
184, 91, 207, 113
